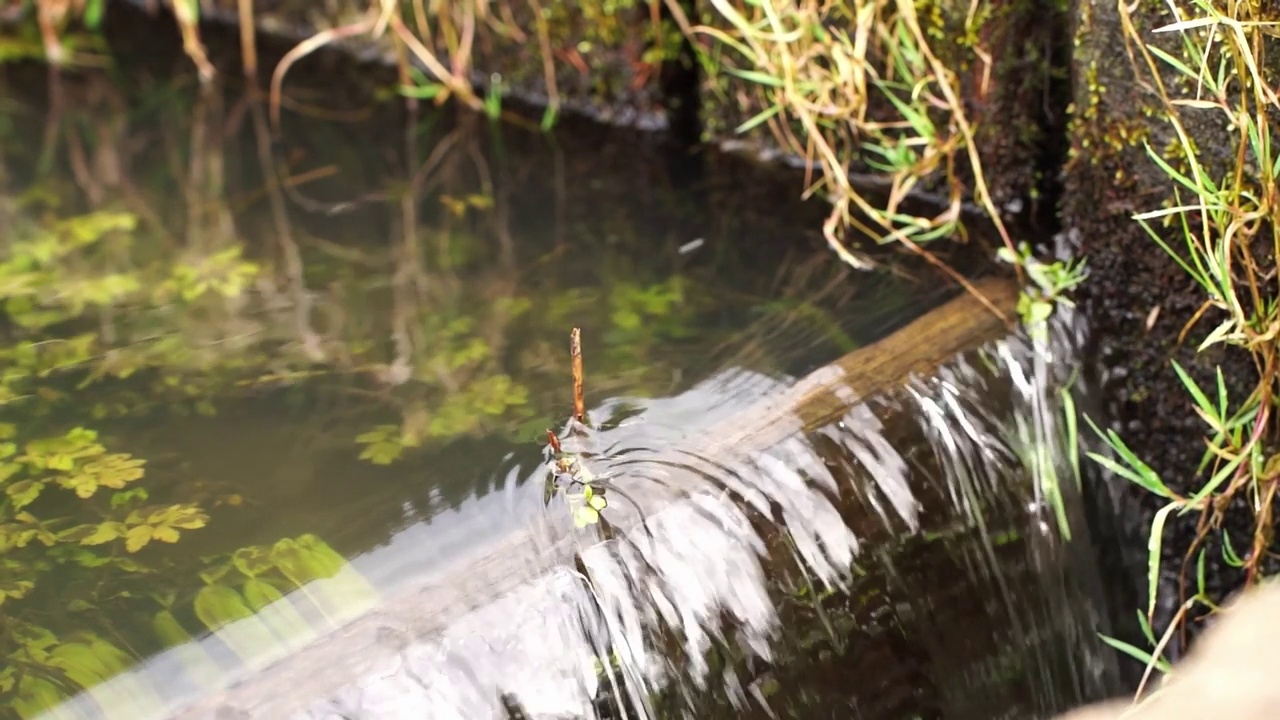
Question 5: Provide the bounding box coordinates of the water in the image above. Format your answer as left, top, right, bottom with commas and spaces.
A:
0, 26, 1119, 720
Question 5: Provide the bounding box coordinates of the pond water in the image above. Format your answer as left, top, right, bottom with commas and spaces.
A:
1, 21, 1121, 720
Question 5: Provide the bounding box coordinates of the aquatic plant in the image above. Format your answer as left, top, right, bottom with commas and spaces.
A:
542, 329, 612, 529
996, 242, 1087, 344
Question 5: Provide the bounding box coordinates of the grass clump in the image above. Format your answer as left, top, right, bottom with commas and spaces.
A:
688, 0, 1017, 285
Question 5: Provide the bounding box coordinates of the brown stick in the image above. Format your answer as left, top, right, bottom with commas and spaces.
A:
570, 327, 586, 424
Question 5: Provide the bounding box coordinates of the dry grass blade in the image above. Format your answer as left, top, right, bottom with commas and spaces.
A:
270, 17, 378, 131
238, 0, 258, 78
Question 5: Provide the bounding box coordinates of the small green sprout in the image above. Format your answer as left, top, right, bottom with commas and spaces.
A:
996, 242, 1087, 342
543, 429, 608, 528
572, 484, 609, 528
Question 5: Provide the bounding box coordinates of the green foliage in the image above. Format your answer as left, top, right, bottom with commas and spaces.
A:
572, 483, 609, 527
543, 434, 616, 529
995, 242, 1087, 343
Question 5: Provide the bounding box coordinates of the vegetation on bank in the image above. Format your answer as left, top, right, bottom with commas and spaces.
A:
7, 0, 1279, 709
1079, 0, 1280, 689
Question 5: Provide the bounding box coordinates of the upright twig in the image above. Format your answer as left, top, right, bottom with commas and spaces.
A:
570, 327, 586, 426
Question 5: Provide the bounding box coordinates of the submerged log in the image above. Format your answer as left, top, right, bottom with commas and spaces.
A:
154, 275, 1019, 718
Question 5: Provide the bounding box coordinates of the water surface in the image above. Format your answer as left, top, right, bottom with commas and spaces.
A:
0, 32, 1117, 720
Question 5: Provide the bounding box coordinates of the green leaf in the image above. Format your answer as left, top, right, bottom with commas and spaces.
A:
1195, 548, 1208, 595
48, 641, 116, 689
1083, 415, 1172, 498
149, 504, 207, 530
152, 609, 193, 648
1147, 504, 1176, 620
241, 577, 286, 611
6, 479, 43, 509
152, 526, 181, 543
1222, 531, 1244, 567
1170, 360, 1217, 424
243, 577, 312, 641
574, 505, 600, 527
193, 584, 255, 632
62, 521, 124, 545
358, 441, 404, 465
1098, 633, 1172, 673
1027, 299, 1053, 325
540, 105, 559, 132
125, 525, 153, 553
111, 487, 149, 509
47, 454, 75, 471
84, 0, 106, 28
0, 579, 36, 602
723, 66, 786, 87
0, 462, 20, 484
735, 104, 783, 134
11, 677, 64, 717
1136, 610, 1157, 646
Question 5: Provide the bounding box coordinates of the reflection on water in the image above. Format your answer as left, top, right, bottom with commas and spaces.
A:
1, 24, 1116, 720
